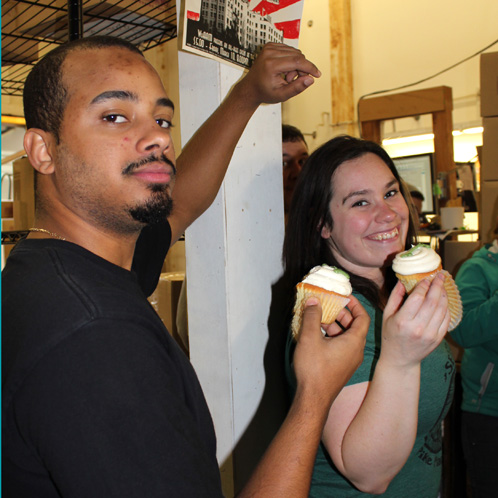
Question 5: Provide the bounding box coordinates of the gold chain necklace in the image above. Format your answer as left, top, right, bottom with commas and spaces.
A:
28, 227, 66, 241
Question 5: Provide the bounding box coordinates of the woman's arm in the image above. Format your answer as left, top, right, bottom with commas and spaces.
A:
321, 275, 450, 494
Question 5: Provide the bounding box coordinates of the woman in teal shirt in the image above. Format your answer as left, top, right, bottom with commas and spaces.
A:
283, 136, 454, 497
451, 219, 498, 498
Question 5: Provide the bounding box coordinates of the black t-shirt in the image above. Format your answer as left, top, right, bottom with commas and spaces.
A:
132, 222, 172, 297
2, 225, 223, 497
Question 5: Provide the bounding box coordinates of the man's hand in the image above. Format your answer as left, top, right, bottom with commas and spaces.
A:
238, 298, 367, 498
293, 296, 369, 406
233, 42, 321, 107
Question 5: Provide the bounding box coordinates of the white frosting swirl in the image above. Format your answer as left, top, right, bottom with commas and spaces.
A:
392, 244, 441, 275
302, 264, 352, 296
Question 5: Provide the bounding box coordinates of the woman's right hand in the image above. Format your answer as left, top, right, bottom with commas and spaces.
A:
380, 273, 450, 368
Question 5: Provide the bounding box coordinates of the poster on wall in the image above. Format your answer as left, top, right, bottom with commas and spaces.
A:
181, 0, 304, 69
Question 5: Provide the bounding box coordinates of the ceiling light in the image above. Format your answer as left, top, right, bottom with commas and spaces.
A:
382, 126, 484, 146
462, 126, 483, 134
382, 134, 434, 145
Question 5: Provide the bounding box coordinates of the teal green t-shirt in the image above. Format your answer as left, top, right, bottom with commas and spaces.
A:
285, 293, 455, 497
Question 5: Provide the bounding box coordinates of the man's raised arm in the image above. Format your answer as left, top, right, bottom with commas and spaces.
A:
169, 43, 320, 244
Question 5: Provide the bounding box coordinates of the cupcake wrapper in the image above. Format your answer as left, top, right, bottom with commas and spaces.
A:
291, 283, 351, 340
440, 270, 463, 332
395, 264, 443, 294
395, 268, 462, 332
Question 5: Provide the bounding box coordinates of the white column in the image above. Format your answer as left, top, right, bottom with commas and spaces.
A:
177, 49, 287, 495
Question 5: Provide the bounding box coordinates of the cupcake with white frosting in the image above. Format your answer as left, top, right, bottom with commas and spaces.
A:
392, 244, 462, 331
392, 244, 442, 293
291, 264, 352, 340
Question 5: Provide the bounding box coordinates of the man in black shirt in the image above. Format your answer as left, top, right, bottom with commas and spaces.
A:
2, 36, 368, 497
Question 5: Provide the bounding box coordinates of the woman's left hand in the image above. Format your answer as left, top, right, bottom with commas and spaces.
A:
380, 273, 450, 368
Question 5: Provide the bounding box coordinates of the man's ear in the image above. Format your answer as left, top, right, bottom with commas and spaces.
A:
23, 129, 56, 175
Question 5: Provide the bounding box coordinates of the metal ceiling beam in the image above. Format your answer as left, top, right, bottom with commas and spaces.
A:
68, 0, 83, 40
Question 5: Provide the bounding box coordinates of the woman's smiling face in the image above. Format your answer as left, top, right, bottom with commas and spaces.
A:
321, 152, 409, 282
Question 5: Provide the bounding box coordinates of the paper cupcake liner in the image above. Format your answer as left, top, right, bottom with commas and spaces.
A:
440, 270, 463, 331
395, 264, 443, 294
291, 282, 351, 340
395, 267, 462, 332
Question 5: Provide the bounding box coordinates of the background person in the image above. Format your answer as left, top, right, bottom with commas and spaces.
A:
282, 124, 309, 222
283, 135, 453, 497
451, 217, 498, 498
406, 183, 429, 228
2, 37, 368, 498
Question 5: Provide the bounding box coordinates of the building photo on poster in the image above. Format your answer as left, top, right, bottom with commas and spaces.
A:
182, 0, 304, 69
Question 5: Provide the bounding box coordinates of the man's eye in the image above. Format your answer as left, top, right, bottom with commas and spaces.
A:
103, 114, 126, 123
157, 119, 173, 129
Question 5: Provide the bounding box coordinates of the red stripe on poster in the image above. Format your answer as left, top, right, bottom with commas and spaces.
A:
187, 11, 200, 21
252, 0, 301, 17
275, 19, 301, 39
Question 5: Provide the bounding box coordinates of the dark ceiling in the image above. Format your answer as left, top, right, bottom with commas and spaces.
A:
2, 0, 177, 97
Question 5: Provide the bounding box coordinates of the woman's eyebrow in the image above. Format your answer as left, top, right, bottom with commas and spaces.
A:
342, 189, 369, 205
341, 179, 398, 205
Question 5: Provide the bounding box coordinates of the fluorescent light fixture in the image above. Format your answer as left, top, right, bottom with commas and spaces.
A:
382, 134, 434, 145
383, 126, 484, 145
462, 126, 483, 134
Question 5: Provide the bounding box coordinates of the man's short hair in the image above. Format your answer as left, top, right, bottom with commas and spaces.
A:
282, 124, 307, 146
409, 190, 425, 202
23, 36, 143, 143
406, 183, 425, 201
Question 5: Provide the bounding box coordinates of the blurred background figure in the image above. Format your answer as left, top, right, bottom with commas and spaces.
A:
406, 183, 429, 228
451, 216, 498, 498
282, 124, 308, 222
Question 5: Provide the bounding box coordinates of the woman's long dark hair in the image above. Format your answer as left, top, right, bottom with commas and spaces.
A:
282, 135, 417, 308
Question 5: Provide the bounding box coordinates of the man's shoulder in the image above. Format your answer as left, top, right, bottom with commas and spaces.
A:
3, 239, 140, 307
2, 239, 162, 387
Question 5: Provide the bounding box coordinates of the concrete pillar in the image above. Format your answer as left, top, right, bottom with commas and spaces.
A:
178, 49, 287, 495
